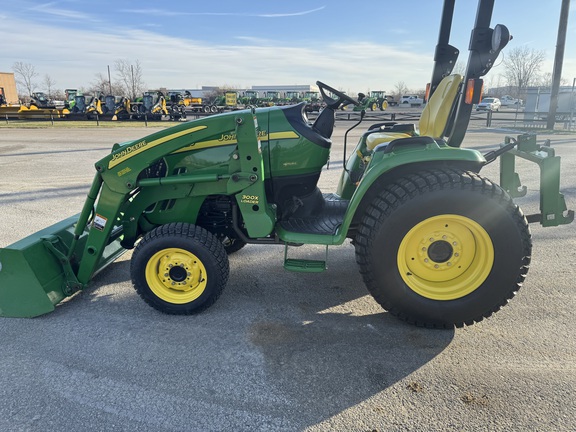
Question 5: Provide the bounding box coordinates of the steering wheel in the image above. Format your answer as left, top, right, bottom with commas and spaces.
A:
316, 81, 359, 110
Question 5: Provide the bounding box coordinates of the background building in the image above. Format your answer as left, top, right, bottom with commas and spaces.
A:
0, 72, 18, 104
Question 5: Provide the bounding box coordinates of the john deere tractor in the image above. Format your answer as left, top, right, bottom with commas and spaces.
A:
354, 91, 389, 111
0, 0, 572, 327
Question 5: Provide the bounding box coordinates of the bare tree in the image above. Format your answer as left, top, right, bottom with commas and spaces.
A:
90, 72, 124, 96
51, 89, 65, 101
534, 72, 568, 89
393, 81, 409, 98
12, 61, 39, 97
43, 74, 57, 98
452, 60, 466, 76
502, 46, 546, 96
115, 59, 146, 100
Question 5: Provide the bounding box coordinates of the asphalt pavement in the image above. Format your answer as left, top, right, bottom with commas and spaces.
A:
0, 120, 575, 431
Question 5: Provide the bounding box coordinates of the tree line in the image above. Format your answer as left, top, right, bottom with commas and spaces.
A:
11, 59, 146, 103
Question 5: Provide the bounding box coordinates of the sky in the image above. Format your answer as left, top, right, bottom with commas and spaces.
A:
1, 0, 576, 96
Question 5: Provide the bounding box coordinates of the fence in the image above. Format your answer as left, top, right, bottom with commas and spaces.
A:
326, 109, 576, 131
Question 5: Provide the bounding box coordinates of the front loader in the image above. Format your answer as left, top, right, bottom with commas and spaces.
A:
0, 0, 573, 327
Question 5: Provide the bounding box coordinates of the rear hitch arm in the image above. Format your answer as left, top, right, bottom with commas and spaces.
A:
496, 134, 574, 227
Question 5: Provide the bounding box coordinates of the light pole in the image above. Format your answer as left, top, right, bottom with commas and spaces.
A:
546, 0, 570, 130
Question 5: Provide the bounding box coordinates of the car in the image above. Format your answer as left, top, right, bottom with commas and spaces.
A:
500, 95, 523, 107
476, 97, 501, 111
400, 95, 424, 107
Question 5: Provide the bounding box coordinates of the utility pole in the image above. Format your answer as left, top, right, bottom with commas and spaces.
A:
131, 65, 135, 100
107, 65, 112, 94
547, 0, 570, 130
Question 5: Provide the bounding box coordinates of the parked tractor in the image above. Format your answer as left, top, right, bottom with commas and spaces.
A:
15, 91, 70, 119
0, 0, 573, 328
354, 91, 389, 111
165, 92, 188, 121
258, 91, 280, 107
285, 91, 303, 105
111, 97, 133, 121
240, 90, 259, 107
64, 89, 78, 111
302, 90, 323, 112
29, 92, 57, 109
130, 91, 168, 120
85, 94, 104, 119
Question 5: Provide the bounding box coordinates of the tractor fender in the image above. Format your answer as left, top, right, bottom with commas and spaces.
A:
337, 140, 486, 241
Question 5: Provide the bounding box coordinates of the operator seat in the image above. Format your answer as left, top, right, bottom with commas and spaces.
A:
365, 74, 463, 150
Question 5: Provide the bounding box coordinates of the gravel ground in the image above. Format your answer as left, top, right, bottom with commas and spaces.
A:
0, 119, 574, 432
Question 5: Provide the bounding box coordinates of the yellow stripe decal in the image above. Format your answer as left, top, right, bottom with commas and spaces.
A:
267, 131, 299, 140
108, 125, 208, 168
172, 130, 300, 155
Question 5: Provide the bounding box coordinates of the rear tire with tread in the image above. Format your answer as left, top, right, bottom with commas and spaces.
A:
354, 168, 532, 328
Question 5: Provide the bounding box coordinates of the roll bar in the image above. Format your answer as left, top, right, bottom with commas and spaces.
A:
429, 0, 512, 147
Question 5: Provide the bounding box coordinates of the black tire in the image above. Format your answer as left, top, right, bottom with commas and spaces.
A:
131, 223, 229, 314
354, 168, 532, 328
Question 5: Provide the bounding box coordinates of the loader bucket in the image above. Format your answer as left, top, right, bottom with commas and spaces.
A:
0, 215, 126, 318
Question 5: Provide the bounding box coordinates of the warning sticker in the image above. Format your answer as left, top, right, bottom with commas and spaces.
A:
93, 214, 108, 231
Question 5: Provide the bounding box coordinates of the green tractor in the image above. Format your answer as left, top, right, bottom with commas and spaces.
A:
239, 90, 259, 107
261, 91, 281, 107
285, 91, 303, 105
0, 0, 573, 327
354, 91, 389, 111
302, 90, 323, 112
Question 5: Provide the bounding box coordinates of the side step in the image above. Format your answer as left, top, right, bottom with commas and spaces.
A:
283, 244, 328, 273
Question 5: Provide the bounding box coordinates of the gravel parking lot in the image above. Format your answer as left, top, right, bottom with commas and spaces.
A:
0, 120, 575, 431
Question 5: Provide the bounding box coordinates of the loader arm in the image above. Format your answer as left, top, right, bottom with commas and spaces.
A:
0, 109, 267, 317
78, 109, 268, 283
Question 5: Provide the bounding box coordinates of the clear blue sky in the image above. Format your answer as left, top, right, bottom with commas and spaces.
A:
2, 0, 575, 95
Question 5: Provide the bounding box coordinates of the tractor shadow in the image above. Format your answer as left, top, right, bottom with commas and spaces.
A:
219, 243, 454, 427
64, 242, 454, 429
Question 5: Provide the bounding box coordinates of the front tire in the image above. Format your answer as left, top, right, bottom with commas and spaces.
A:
131, 223, 229, 314
354, 169, 532, 328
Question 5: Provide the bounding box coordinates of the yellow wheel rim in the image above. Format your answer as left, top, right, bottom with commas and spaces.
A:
145, 248, 207, 304
382, 100, 388, 110
398, 215, 494, 300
